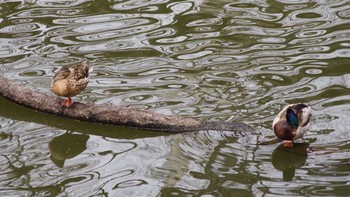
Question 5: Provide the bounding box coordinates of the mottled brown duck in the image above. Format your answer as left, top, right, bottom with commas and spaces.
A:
51, 61, 91, 107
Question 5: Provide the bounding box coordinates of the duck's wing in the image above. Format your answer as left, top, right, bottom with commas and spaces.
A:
286, 108, 298, 127
298, 106, 311, 127
52, 67, 71, 83
293, 104, 311, 127
70, 62, 90, 79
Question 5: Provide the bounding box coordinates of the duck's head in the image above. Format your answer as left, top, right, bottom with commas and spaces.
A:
272, 103, 311, 141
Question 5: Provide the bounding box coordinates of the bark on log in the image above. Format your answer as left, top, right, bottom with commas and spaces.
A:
0, 75, 253, 133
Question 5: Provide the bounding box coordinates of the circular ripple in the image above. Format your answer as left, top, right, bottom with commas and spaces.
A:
111, 0, 167, 11
296, 29, 327, 38
0, 23, 44, 34
113, 179, 147, 189
19, 70, 46, 77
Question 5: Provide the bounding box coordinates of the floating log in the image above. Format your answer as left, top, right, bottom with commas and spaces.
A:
0, 75, 253, 133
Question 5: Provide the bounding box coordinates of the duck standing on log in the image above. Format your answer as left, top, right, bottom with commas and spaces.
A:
51, 61, 91, 107
272, 103, 311, 148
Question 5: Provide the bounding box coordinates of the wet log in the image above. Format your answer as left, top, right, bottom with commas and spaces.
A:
0, 75, 253, 133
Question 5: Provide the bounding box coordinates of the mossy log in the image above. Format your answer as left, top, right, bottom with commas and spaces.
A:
0, 75, 253, 133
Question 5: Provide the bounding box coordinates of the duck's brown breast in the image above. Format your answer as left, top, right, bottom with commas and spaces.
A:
273, 120, 296, 140
51, 79, 69, 97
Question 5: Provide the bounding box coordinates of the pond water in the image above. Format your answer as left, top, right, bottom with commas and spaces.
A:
1, 0, 350, 196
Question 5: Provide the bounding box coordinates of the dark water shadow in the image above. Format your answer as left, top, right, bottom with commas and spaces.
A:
48, 132, 89, 168
0, 96, 168, 139
271, 143, 309, 181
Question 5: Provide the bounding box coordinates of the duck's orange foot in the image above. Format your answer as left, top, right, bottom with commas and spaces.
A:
61, 97, 74, 107
282, 140, 294, 148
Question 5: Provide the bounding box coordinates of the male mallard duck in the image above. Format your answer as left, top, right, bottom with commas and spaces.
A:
272, 103, 311, 148
51, 61, 91, 107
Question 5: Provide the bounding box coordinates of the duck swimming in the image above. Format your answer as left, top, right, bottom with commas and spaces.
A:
51, 61, 91, 107
272, 103, 311, 148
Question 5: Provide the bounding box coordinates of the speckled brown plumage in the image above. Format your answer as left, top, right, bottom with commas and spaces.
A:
51, 61, 91, 107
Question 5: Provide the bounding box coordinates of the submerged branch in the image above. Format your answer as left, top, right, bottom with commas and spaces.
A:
0, 75, 253, 133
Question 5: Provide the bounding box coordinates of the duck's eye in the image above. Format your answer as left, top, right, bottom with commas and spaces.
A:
286, 109, 298, 127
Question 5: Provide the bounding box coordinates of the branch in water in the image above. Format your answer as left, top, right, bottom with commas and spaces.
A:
0, 75, 253, 133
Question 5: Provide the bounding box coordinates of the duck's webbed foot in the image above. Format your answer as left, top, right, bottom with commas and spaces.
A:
282, 140, 294, 148
61, 97, 74, 107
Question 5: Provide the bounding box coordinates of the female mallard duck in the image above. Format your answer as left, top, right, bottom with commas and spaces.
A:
51, 61, 91, 107
272, 103, 311, 148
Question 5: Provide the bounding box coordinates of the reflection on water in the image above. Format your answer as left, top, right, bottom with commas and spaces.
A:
271, 143, 309, 181
49, 132, 89, 168
1, 0, 350, 196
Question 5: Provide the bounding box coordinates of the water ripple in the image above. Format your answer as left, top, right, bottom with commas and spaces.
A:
10, 7, 85, 18
1, 0, 350, 196
111, 0, 168, 11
